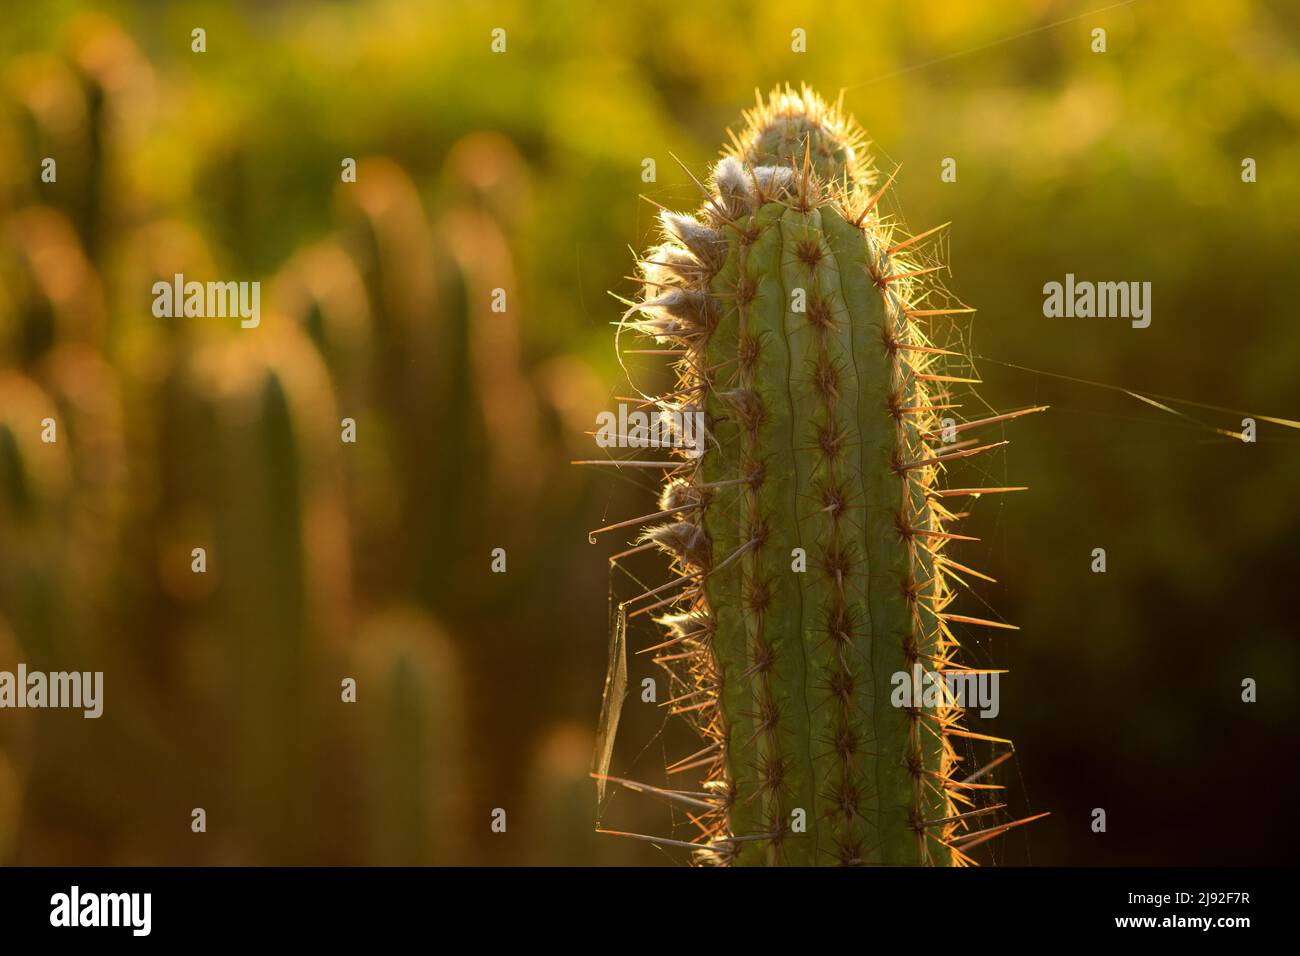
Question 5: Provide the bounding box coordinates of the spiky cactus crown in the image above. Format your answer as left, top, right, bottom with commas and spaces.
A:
729, 87, 875, 188
611, 85, 1040, 865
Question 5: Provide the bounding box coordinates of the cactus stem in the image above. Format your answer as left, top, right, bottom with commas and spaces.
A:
600, 86, 1044, 864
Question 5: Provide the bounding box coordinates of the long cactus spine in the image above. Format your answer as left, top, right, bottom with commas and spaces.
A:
609, 87, 1039, 866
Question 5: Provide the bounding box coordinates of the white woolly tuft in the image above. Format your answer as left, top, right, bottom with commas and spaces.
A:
644, 289, 712, 321
639, 243, 704, 293
712, 156, 754, 217
640, 521, 711, 569
659, 210, 724, 266
659, 478, 697, 513
713, 156, 750, 194
625, 292, 707, 342
751, 165, 795, 200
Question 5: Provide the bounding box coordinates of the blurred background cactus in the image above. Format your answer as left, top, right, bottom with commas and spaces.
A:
0, 5, 616, 865
0, 2, 1297, 865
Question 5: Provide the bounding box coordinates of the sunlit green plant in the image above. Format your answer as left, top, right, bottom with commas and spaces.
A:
602, 86, 1042, 865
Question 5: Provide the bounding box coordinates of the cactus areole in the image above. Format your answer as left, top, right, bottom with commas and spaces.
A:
605, 86, 1035, 866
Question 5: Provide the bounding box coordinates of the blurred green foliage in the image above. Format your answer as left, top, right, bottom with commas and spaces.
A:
0, 0, 1296, 864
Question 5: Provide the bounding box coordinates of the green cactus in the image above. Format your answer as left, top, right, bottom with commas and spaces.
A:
609, 87, 1036, 866
0, 215, 117, 664
163, 329, 351, 863
334, 160, 463, 605
0, 379, 59, 865
333, 151, 555, 609
352, 606, 467, 866
0, 371, 70, 660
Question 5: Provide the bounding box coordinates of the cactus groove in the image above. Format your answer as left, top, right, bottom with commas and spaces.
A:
613, 86, 1035, 866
